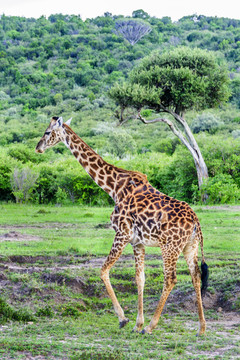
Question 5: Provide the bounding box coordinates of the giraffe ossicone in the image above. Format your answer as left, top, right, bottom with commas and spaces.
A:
36, 116, 209, 335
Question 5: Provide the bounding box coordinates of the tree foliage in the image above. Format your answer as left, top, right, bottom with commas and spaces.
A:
110, 47, 230, 115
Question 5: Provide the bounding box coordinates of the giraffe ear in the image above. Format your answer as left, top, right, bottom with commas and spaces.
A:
65, 118, 72, 126
52, 116, 63, 128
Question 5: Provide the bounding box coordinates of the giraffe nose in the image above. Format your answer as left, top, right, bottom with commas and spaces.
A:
35, 148, 43, 154
35, 140, 44, 153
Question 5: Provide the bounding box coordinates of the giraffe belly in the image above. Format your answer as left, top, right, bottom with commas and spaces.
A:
131, 226, 160, 247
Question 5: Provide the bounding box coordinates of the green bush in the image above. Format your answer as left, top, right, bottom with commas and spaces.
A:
0, 152, 19, 201
35, 164, 59, 204
35, 305, 54, 318
201, 135, 240, 187
191, 113, 223, 134
0, 134, 239, 205
199, 174, 240, 204
152, 137, 178, 155
0, 297, 34, 324
55, 186, 68, 205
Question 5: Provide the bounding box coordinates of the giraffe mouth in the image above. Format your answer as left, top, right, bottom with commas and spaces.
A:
36, 149, 44, 154
35, 140, 45, 153
35, 146, 44, 154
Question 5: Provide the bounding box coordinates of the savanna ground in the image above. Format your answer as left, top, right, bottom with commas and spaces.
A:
0, 204, 239, 360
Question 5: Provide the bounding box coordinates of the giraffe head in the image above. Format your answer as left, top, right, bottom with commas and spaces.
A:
35, 116, 71, 153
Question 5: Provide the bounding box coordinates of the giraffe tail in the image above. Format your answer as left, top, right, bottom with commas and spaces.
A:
197, 222, 209, 297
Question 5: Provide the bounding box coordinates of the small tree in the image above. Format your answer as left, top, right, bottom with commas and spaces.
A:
11, 167, 38, 203
114, 19, 151, 46
109, 47, 230, 191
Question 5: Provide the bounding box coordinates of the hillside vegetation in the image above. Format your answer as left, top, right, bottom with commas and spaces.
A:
0, 11, 240, 204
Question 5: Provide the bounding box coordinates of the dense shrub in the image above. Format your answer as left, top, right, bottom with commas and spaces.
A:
198, 174, 240, 204
0, 139, 239, 205
0, 152, 18, 201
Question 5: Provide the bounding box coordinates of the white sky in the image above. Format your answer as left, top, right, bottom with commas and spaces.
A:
1, 0, 240, 21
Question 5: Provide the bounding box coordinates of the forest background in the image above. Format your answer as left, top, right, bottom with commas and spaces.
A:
0, 10, 240, 205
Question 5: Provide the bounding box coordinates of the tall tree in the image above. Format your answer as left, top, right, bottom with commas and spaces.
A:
109, 47, 230, 191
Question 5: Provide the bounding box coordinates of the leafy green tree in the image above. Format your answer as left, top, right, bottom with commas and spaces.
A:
132, 9, 150, 20
109, 47, 230, 190
93, 122, 137, 159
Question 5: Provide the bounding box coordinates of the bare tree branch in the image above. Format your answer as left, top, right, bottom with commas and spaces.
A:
137, 112, 200, 165
159, 108, 209, 175
115, 20, 152, 46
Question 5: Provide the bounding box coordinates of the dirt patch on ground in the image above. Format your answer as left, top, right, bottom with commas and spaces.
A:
0, 223, 78, 230
0, 231, 41, 242
166, 287, 240, 314
95, 223, 112, 229
1, 254, 239, 314
202, 205, 240, 211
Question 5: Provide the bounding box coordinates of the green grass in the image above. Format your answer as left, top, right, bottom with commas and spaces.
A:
0, 204, 239, 256
0, 204, 239, 359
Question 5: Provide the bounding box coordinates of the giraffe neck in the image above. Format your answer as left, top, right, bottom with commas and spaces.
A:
61, 124, 148, 203
61, 124, 116, 200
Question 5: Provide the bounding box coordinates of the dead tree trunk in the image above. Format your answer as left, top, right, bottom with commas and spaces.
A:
137, 110, 208, 195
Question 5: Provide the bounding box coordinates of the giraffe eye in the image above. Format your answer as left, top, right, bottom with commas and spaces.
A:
45, 131, 50, 136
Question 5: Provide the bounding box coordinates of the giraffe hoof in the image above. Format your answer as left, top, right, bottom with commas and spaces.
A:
119, 318, 129, 329
132, 327, 141, 333
196, 331, 205, 337
141, 328, 152, 335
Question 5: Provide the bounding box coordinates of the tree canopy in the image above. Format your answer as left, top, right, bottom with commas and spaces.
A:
109, 47, 230, 116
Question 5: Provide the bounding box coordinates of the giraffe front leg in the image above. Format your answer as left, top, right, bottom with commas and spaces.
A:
101, 232, 129, 328
142, 277, 177, 334
132, 243, 145, 332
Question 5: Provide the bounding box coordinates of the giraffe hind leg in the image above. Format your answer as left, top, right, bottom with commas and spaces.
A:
183, 241, 206, 335
142, 252, 178, 334
132, 243, 145, 332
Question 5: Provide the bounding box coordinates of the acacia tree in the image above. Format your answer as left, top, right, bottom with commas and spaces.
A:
109, 47, 230, 190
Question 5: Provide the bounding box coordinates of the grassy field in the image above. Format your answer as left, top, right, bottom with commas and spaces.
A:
0, 204, 239, 359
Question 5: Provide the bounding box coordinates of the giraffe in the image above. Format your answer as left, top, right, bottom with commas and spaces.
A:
36, 116, 209, 335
